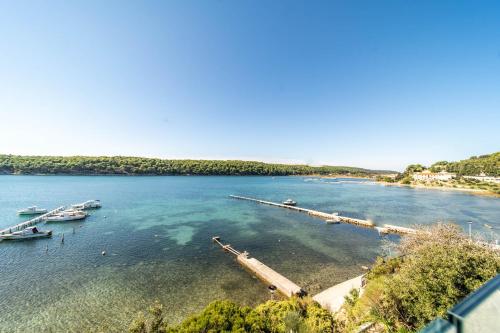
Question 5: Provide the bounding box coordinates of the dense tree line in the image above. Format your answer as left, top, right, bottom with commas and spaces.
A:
395, 152, 500, 181
0, 155, 385, 176
426, 152, 500, 176
440, 152, 500, 176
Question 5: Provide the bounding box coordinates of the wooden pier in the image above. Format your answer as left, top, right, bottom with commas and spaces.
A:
212, 236, 306, 298
0, 206, 65, 235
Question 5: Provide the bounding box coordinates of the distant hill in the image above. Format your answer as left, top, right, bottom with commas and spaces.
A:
430, 152, 500, 176
0, 155, 393, 176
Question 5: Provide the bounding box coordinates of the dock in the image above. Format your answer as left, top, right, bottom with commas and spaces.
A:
0, 206, 65, 235
229, 195, 425, 235
229, 195, 376, 229
212, 236, 306, 297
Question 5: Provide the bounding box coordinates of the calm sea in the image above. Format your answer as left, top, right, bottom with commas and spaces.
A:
0, 176, 498, 332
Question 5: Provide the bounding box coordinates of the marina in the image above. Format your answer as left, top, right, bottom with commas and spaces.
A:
0, 200, 98, 238
0, 206, 65, 235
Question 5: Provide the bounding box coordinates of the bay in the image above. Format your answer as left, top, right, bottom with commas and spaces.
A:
0, 176, 498, 332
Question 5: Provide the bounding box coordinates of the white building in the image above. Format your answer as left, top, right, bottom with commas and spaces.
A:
412, 170, 456, 182
463, 172, 500, 184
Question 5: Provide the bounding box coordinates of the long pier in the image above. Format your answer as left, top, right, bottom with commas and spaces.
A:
212, 236, 306, 298
229, 195, 423, 235
0, 206, 65, 235
229, 195, 377, 229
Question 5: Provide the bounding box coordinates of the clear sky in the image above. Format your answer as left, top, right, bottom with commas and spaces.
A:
0, 1, 499, 171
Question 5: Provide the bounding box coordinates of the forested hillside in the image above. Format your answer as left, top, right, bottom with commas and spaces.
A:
0, 155, 388, 176
430, 152, 500, 176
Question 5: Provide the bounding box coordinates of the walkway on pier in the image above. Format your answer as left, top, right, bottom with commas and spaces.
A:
313, 275, 365, 313
212, 236, 305, 298
0, 206, 65, 235
229, 195, 423, 235
230, 194, 381, 227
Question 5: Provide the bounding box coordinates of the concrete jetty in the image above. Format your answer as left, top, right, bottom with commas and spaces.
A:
229, 195, 376, 229
313, 274, 365, 313
382, 224, 418, 235
0, 207, 65, 235
212, 236, 306, 297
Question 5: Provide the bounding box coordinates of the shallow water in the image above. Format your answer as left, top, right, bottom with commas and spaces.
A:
0, 176, 498, 332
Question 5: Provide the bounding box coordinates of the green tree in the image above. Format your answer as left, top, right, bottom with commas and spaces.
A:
377, 224, 499, 331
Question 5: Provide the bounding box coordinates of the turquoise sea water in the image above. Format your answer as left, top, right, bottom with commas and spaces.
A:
0, 176, 499, 332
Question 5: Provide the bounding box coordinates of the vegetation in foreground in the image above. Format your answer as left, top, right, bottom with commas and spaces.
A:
337, 224, 500, 332
0, 154, 391, 176
129, 297, 334, 333
129, 224, 499, 333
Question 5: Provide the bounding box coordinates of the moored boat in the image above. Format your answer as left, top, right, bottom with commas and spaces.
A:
0, 226, 52, 240
17, 206, 48, 215
71, 199, 101, 210
44, 210, 88, 222
282, 199, 297, 206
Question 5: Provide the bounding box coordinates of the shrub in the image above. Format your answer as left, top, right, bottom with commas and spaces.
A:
379, 224, 500, 330
130, 298, 334, 333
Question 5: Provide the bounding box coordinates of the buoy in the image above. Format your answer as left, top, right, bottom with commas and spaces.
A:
101, 250, 106, 256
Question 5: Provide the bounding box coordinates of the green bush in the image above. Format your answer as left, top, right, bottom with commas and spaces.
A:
129, 297, 334, 333
377, 225, 499, 331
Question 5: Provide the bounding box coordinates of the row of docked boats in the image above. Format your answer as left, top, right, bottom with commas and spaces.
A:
1, 200, 101, 241
17, 200, 101, 216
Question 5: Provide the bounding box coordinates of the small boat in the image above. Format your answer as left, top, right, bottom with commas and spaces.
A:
44, 210, 88, 222
17, 206, 48, 215
0, 226, 52, 240
71, 199, 101, 210
282, 199, 297, 206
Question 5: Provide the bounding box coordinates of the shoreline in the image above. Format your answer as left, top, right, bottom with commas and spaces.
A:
307, 174, 376, 180
311, 174, 500, 198
378, 181, 500, 198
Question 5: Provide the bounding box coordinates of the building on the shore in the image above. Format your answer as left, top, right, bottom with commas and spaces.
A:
412, 170, 456, 182
463, 172, 500, 184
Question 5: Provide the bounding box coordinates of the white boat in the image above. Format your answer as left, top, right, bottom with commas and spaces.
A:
17, 206, 48, 215
282, 199, 297, 206
71, 200, 101, 210
0, 226, 52, 240
44, 210, 88, 222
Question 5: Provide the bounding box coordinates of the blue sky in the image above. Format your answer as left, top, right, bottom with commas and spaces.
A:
0, 1, 499, 170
